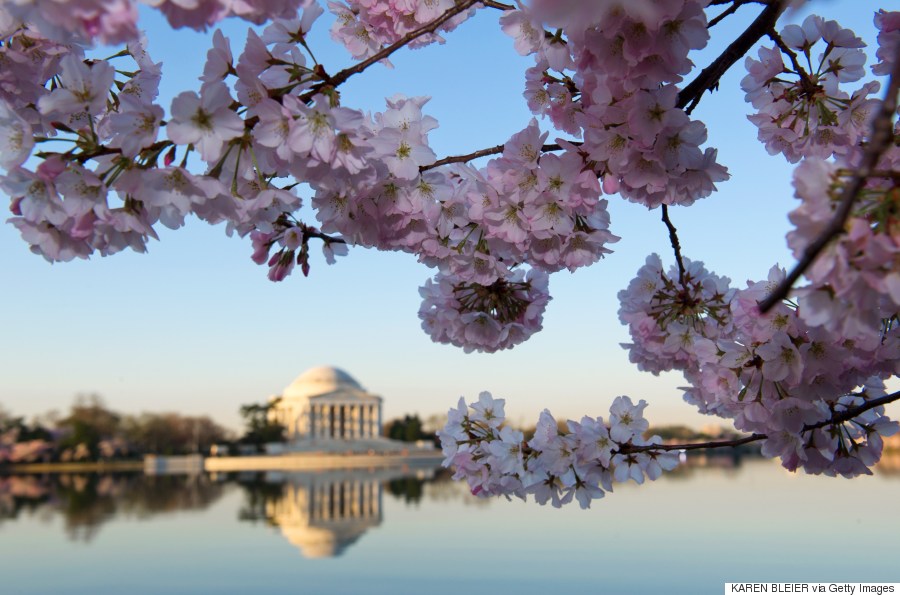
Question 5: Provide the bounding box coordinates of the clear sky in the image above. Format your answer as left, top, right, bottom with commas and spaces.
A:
1, 2, 895, 433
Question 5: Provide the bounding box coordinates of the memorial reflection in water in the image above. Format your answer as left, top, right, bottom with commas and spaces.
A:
238, 466, 440, 558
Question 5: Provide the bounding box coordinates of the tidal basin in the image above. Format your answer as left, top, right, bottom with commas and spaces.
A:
1, 457, 898, 594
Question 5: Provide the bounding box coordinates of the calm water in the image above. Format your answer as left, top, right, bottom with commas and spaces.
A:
1, 457, 898, 594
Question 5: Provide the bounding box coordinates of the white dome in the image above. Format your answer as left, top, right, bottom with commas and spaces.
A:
282, 366, 364, 400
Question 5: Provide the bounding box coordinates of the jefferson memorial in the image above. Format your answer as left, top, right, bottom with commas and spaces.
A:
268, 366, 403, 452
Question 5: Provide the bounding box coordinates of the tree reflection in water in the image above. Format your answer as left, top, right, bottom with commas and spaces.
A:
0, 473, 227, 541
2, 453, 894, 556
0, 465, 458, 555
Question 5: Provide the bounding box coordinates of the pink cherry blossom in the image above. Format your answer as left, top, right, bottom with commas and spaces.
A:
167, 82, 245, 163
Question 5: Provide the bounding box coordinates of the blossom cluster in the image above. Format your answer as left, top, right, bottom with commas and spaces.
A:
617, 255, 900, 477
786, 153, 900, 343
418, 268, 550, 353
438, 391, 679, 508
741, 14, 881, 163
502, 0, 729, 208
617, 254, 733, 375
327, 0, 476, 60
0, 0, 310, 45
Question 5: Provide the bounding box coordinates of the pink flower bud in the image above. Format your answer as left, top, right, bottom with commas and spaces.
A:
164, 146, 177, 167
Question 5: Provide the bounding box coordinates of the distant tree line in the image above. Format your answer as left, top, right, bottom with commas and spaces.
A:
2, 395, 465, 464
238, 399, 285, 448
0, 394, 236, 463
383, 414, 437, 445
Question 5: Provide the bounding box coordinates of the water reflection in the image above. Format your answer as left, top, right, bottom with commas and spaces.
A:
235, 466, 444, 558
0, 465, 459, 555
1, 456, 898, 595
1, 451, 896, 553
0, 473, 227, 541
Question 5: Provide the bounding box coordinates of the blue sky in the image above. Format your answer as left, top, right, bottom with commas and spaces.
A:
1, 2, 895, 432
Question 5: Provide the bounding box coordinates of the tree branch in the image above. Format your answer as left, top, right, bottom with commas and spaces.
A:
757, 52, 900, 313
709, 0, 772, 5
707, 0, 750, 29
423, 143, 505, 171
622, 390, 900, 454
677, 0, 788, 113
420, 142, 570, 171
301, 0, 484, 101
661, 205, 687, 287
480, 0, 515, 10
630, 432, 766, 453
766, 27, 810, 80
303, 226, 347, 245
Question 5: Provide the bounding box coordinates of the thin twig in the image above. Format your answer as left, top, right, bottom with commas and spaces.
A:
66, 140, 171, 165
627, 432, 766, 453
707, 0, 748, 29
758, 51, 900, 313
421, 142, 570, 171
300, 0, 483, 101
661, 205, 687, 287
622, 390, 900, 454
422, 143, 505, 171
677, 0, 788, 113
766, 27, 809, 79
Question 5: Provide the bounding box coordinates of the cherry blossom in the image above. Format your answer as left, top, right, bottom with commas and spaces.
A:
167, 82, 245, 163
0, 101, 33, 170
438, 391, 678, 509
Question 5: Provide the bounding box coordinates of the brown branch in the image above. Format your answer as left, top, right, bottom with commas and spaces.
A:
661, 205, 687, 287
709, 0, 772, 5
707, 0, 749, 29
758, 51, 900, 313
840, 169, 900, 181
420, 141, 571, 171
628, 432, 766, 453
300, 0, 483, 101
676, 0, 788, 113
622, 390, 900, 454
480, 0, 515, 10
303, 226, 347, 245
423, 143, 505, 171
57, 140, 171, 165
806, 391, 900, 430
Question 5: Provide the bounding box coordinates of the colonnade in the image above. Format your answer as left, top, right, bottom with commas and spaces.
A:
307, 403, 380, 440
270, 480, 382, 525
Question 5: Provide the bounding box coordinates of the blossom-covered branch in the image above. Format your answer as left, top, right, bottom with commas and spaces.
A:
439, 387, 900, 508
758, 50, 900, 312
625, 389, 900, 453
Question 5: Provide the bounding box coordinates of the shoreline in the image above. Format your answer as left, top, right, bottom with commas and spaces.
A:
2, 449, 445, 475
2, 461, 145, 473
